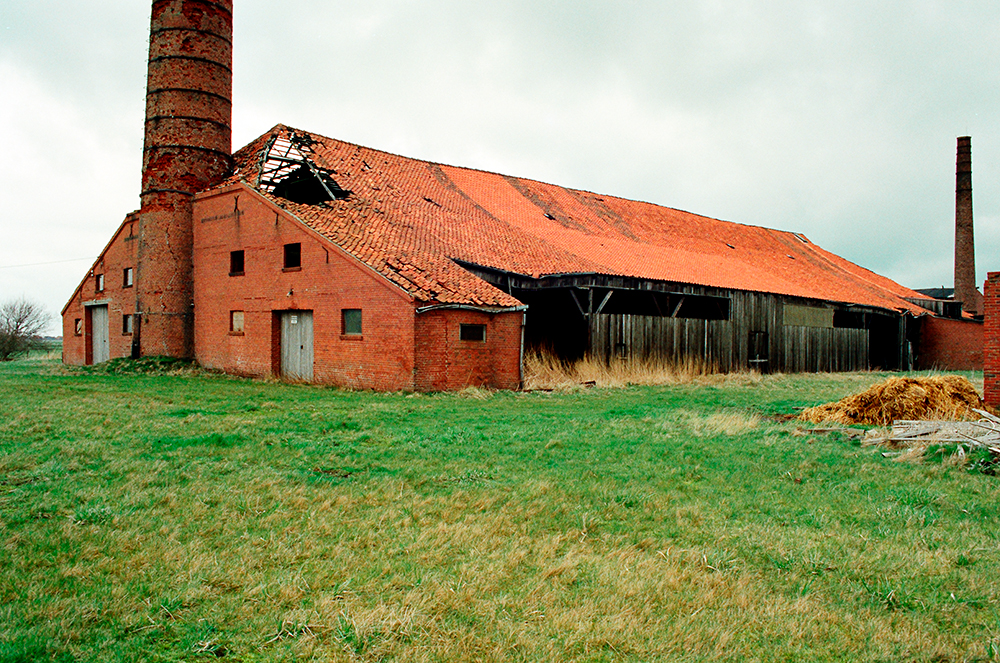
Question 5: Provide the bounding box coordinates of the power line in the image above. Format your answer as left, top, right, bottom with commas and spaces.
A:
0, 257, 96, 270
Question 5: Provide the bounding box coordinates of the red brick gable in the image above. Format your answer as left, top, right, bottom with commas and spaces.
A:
222, 125, 930, 314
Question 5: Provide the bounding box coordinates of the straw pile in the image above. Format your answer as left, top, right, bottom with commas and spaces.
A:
798, 375, 991, 426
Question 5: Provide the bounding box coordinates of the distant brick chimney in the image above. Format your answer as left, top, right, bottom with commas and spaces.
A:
135, 0, 233, 357
954, 136, 982, 316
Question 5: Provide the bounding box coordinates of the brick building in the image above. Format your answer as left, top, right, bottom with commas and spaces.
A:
60, 0, 981, 390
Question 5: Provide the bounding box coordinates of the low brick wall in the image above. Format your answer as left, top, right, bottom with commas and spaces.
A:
916, 315, 983, 371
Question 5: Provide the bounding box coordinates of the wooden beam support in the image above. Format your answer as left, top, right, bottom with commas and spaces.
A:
670, 296, 686, 318
594, 290, 614, 316
569, 289, 588, 319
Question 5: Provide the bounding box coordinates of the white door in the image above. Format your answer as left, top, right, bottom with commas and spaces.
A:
280, 310, 313, 380
91, 305, 109, 364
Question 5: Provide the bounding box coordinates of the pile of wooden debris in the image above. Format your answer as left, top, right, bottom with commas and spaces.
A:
797, 376, 999, 474
798, 376, 990, 426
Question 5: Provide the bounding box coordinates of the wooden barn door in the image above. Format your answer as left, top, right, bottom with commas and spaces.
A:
280, 310, 313, 380
90, 305, 109, 364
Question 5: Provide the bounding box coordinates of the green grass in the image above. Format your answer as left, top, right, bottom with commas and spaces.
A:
1, 359, 998, 662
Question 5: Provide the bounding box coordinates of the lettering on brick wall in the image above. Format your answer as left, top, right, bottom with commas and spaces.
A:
200, 210, 243, 223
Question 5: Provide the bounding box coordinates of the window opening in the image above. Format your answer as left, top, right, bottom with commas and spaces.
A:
74, 319, 82, 336
342, 309, 362, 336
230, 250, 245, 276
95, 274, 104, 292
230, 310, 245, 334
122, 314, 134, 335
460, 323, 486, 342
283, 243, 301, 270
123, 267, 133, 288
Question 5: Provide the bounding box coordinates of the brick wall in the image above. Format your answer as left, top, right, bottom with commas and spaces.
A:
62, 214, 141, 365
985, 272, 1000, 408
193, 185, 524, 391
193, 185, 420, 391
915, 315, 983, 371
414, 308, 523, 391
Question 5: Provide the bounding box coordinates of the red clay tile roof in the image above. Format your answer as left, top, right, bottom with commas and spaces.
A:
225, 125, 930, 313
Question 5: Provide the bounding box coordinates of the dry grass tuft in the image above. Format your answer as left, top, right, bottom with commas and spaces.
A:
799, 375, 991, 426
523, 350, 740, 391
688, 411, 761, 437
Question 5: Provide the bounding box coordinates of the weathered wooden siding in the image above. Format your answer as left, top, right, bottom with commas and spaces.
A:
594, 315, 734, 368
781, 326, 868, 373
456, 262, 897, 374
591, 290, 872, 373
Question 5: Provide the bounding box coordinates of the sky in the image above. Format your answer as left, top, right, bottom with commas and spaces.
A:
2, 0, 998, 335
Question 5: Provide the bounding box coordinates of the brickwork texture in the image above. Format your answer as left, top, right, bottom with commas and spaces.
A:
984, 273, 1000, 408
915, 316, 983, 371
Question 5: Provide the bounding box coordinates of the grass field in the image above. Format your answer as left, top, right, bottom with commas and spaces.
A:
1, 358, 998, 662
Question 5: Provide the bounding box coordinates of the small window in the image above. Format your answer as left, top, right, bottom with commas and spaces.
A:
460, 324, 486, 342
123, 267, 134, 288
283, 243, 301, 270
230, 250, 245, 276
122, 314, 134, 335
95, 274, 104, 292
230, 310, 244, 334
74, 319, 83, 336
342, 309, 362, 336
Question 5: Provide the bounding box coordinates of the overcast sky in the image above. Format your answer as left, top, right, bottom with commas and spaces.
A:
2, 0, 998, 334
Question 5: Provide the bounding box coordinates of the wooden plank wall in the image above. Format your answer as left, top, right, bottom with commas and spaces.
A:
782, 327, 869, 373
591, 290, 872, 372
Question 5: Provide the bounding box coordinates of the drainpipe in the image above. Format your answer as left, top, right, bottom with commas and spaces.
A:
519, 312, 526, 390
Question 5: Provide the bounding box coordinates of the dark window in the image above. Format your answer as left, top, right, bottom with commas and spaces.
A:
342, 309, 362, 336
283, 243, 301, 270
230, 250, 245, 276
230, 310, 244, 334
122, 314, 134, 335
123, 267, 133, 288
95, 274, 104, 292
749, 331, 769, 368
460, 324, 486, 342
833, 310, 866, 329
74, 319, 82, 336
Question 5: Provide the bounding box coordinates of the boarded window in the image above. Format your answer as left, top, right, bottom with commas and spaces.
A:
230, 250, 245, 276
460, 324, 486, 342
95, 274, 104, 292
342, 309, 362, 336
123, 267, 133, 288
122, 314, 134, 335
783, 305, 834, 328
283, 243, 301, 270
230, 310, 245, 334
74, 319, 82, 336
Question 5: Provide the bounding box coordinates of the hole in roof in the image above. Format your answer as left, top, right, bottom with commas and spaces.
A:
725, 243, 735, 249
791, 232, 808, 243
544, 213, 556, 220
424, 197, 441, 207
787, 254, 796, 259
258, 133, 351, 205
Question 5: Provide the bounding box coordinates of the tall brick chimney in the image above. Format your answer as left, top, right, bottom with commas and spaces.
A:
135, 0, 233, 357
954, 136, 982, 316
